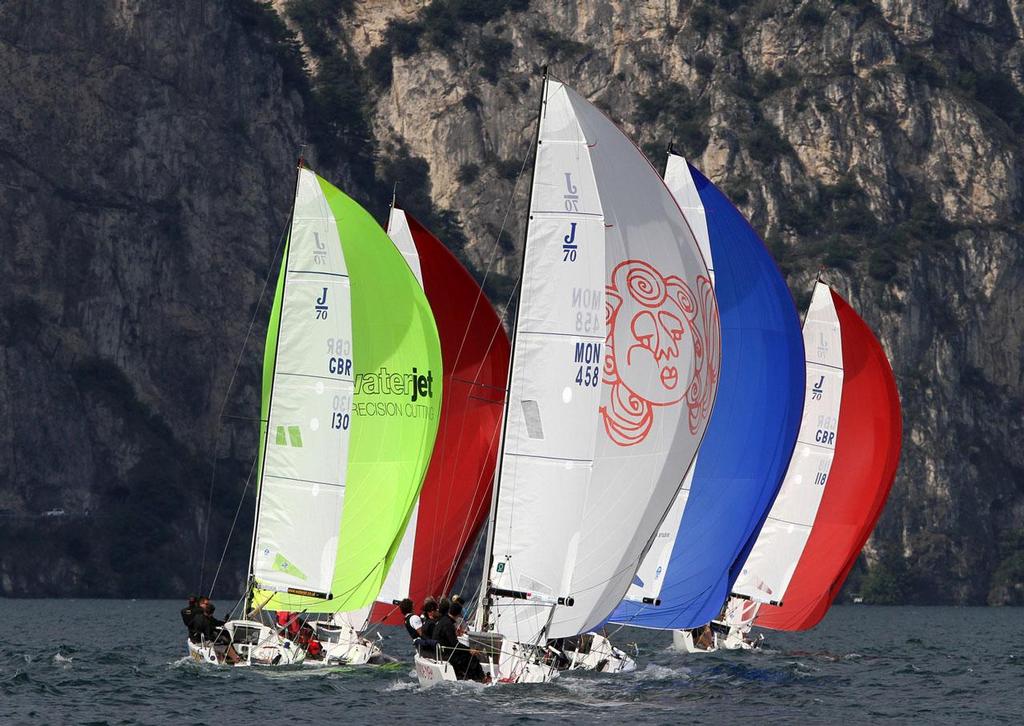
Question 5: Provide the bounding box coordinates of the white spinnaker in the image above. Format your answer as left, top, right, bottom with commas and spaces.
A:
731, 282, 842, 604
375, 207, 423, 608
487, 81, 718, 643
625, 154, 713, 604
253, 168, 354, 597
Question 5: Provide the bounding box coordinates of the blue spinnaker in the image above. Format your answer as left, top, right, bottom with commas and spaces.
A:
608, 162, 805, 630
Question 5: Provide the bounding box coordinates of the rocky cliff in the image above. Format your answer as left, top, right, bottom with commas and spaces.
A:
1, 0, 1021, 605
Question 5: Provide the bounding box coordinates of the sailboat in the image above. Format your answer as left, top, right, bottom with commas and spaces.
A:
715, 280, 902, 645
606, 155, 805, 654
414, 73, 719, 686
368, 205, 510, 623
188, 162, 443, 667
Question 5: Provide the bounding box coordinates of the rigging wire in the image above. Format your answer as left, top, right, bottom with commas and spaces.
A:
197, 219, 289, 594
207, 450, 259, 600
423, 145, 534, 596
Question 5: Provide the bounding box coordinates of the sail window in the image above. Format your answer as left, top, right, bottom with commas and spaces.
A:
520, 399, 544, 439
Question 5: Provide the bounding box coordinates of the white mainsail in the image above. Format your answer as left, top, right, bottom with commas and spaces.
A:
730, 281, 842, 604
624, 153, 714, 604
482, 80, 719, 644
252, 168, 354, 598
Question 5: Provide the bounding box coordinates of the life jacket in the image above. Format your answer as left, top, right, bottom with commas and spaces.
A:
404, 613, 419, 640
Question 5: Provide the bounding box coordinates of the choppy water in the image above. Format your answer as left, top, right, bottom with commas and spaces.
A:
0, 600, 1019, 724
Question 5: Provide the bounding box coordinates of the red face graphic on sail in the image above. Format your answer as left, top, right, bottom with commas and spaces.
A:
601, 260, 718, 447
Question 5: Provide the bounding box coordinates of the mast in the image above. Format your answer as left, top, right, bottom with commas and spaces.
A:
476, 66, 548, 632
244, 156, 305, 617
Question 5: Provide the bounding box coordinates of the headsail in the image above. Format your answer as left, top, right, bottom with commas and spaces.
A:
755, 284, 902, 630
251, 168, 443, 615
372, 208, 510, 623
609, 158, 805, 629
730, 281, 843, 606
482, 79, 720, 645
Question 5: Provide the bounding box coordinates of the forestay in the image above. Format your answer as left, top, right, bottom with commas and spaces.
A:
610, 159, 804, 629
731, 281, 842, 605
484, 80, 719, 645
252, 169, 443, 615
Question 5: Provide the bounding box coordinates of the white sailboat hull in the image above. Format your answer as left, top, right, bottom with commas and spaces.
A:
413, 637, 557, 687
309, 622, 384, 666
672, 628, 718, 653
186, 620, 305, 667
558, 632, 636, 673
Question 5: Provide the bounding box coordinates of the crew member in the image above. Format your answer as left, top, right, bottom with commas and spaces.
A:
181, 595, 198, 631
399, 598, 423, 639
434, 602, 486, 682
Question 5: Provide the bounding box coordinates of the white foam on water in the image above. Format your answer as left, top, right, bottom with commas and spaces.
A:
382, 679, 418, 693
636, 663, 692, 681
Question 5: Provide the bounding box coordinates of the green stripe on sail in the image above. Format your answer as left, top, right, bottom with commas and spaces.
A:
254, 173, 442, 614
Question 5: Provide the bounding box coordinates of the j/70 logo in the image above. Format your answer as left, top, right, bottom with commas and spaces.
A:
314, 287, 329, 319
600, 260, 719, 447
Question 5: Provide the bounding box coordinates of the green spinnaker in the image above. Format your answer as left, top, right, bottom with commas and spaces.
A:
252, 171, 442, 614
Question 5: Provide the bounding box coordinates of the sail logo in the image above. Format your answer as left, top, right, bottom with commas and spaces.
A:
562, 222, 578, 262
817, 331, 829, 358
811, 375, 825, 400
275, 425, 303, 448
313, 231, 328, 265
600, 260, 719, 447
354, 366, 434, 401
314, 287, 329, 319
563, 173, 579, 212
572, 286, 603, 335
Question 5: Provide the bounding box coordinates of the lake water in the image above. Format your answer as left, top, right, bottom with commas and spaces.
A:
0, 601, 1018, 724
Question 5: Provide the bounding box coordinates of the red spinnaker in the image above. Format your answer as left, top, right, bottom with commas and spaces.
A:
370, 212, 509, 624
756, 288, 902, 631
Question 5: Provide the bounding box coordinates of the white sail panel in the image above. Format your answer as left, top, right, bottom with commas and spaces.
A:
488, 81, 606, 644
386, 206, 424, 285
625, 467, 693, 603
487, 81, 719, 643
731, 282, 841, 604
253, 168, 354, 597
375, 207, 422, 607
625, 154, 713, 604
664, 154, 714, 281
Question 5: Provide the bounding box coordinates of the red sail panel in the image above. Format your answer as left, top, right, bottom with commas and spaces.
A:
370, 213, 510, 624
756, 287, 902, 631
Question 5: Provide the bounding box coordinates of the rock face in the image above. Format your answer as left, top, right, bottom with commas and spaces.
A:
0, 0, 1021, 605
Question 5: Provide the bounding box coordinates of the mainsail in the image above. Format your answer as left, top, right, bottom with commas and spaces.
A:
481, 79, 720, 645
755, 284, 902, 630
609, 158, 805, 629
372, 208, 510, 623
730, 281, 843, 606
250, 167, 443, 615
